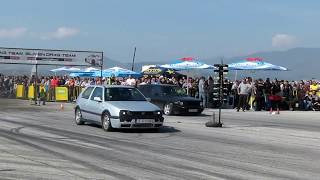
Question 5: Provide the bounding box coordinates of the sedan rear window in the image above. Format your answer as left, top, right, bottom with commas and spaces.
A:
105, 88, 146, 101
161, 86, 187, 96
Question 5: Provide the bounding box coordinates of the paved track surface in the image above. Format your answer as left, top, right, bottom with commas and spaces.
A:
0, 98, 320, 180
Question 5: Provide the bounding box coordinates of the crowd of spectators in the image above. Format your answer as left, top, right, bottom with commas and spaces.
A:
231, 77, 320, 112
1, 73, 319, 111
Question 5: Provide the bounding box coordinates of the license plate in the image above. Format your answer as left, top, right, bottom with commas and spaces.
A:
188, 109, 198, 112
136, 119, 154, 123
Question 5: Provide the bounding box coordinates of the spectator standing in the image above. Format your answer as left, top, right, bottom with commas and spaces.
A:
50, 76, 58, 101
207, 76, 214, 108
231, 80, 240, 109
67, 78, 75, 101
269, 81, 282, 114
237, 79, 251, 112
254, 79, 265, 111
126, 76, 136, 86
182, 78, 192, 95
264, 78, 272, 110
198, 77, 206, 108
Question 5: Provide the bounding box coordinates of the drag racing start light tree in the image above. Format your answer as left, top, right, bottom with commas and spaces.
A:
206, 63, 228, 127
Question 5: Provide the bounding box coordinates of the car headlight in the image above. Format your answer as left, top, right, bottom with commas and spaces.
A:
174, 101, 184, 106
200, 102, 203, 107
154, 111, 162, 115
120, 110, 131, 116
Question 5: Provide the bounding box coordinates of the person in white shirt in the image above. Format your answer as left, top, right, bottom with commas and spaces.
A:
237, 79, 252, 112
125, 76, 136, 86
231, 80, 240, 109
81, 79, 90, 88
198, 77, 206, 107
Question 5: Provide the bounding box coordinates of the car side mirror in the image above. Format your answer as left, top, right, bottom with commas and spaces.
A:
93, 97, 102, 102
146, 98, 151, 102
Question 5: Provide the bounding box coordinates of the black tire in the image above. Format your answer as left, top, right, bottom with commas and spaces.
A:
101, 112, 114, 132
163, 103, 173, 115
154, 128, 161, 133
75, 108, 84, 125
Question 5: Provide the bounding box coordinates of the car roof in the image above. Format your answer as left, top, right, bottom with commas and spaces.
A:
86, 85, 135, 89
138, 84, 178, 87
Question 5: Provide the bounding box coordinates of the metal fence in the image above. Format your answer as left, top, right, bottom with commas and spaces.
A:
13, 84, 83, 102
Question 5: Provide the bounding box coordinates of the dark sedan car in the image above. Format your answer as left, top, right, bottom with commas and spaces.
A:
137, 84, 204, 115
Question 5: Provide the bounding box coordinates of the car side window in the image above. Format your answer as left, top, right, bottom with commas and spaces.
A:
138, 86, 147, 95
151, 86, 162, 97
81, 87, 94, 99
90, 87, 103, 100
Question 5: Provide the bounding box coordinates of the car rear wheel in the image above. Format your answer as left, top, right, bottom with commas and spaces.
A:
75, 108, 84, 125
164, 103, 173, 115
102, 113, 113, 131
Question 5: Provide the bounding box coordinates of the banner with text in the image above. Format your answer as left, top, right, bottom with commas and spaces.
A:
0, 47, 103, 66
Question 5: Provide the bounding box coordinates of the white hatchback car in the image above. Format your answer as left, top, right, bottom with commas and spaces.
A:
75, 85, 164, 131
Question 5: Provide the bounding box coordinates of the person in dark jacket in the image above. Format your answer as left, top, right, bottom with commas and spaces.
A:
269, 80, 282, 114
254, 79, 265, 111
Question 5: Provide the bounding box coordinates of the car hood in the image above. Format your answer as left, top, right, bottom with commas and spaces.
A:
106, 101, 160, 111
166, 96, 201, 102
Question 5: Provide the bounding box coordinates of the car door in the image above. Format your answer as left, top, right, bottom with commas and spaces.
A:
149, 86, 166, 109
79, 86, 94, 120
86, 87, 104, 122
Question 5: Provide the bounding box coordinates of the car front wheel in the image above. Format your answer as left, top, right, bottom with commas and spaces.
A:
75, 108, 84, 125
164, 103, 173, 115
102, 113, 113, 131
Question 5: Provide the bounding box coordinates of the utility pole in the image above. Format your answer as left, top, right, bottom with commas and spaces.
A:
34, 52, 39, 105
101, 52, 104, 79
131, 47, 136, 71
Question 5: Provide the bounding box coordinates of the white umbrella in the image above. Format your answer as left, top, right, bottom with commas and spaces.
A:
50, 67, 81, 72
84, 67, 100, 72
50, 67, 70, 72
228, 58, 287, 71
228, 58, 288, 81
160, 58, 214, 70
67, 67, 81, 72
159, 57, 214, 95
93, 66, 141, 78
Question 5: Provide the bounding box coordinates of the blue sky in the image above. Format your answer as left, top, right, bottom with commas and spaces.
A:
0, 0, 319, 62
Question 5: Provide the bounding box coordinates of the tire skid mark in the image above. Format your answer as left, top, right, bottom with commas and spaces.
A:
1, 118, 241, 179
0, 129, 136, 180
1, 127, 208, 180
0, 115, 312, 179
1, 118, 296, 180
0, 138, 88, 180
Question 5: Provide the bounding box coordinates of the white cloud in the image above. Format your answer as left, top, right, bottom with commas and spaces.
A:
41, 27, 80, 40
0, 27, 28, 39
272, 34, 297, 48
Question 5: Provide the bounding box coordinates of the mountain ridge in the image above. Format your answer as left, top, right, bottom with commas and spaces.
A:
0, 47, 319, 80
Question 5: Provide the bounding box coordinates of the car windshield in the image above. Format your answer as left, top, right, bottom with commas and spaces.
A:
105, 87, 146, 101
161, 86, 187, 97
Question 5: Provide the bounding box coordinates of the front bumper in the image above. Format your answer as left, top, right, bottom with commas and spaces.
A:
171, 105, 204, 115
111, 118, 163, 128
111, 114, 164, 129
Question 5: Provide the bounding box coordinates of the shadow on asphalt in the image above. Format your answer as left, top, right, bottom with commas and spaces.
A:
85, 123, 180, 133
166, 114, 211, 117
119, 126, 181, 134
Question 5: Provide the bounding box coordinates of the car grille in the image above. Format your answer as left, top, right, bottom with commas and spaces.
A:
133, 123, 154, 128
130, 111, 157, 119
120, 111, 162, 122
